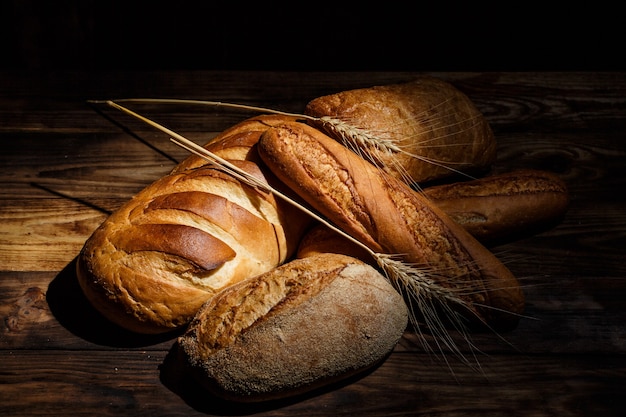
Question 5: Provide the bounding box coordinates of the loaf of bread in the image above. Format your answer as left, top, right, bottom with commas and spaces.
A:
76, 115, 311, 334
423, 169, 570, 244
304, 76, 496, 184
298, 170, 569, 256
177, 253, 408, 402
258, 121, 524, 330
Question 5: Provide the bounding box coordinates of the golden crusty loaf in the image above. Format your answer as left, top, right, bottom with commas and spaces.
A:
258, 121, 524, 330
76, 115, 310, 334
295, 170, 570, 248
297, 170, 569, 254
423, 169, 570, 244
304, 76, 496, 184
178, 253, 408, 402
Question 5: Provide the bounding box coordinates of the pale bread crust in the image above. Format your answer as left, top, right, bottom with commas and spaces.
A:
178, 253, 408, 402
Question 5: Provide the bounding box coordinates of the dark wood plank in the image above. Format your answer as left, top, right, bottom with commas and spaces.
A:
2, 267, 625, 355
1, 71, 625, 416
1, 350, 624, 417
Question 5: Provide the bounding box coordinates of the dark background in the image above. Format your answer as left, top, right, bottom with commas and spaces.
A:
1, 0, 623, 71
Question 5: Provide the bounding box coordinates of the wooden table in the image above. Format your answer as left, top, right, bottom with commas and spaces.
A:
1, 71, 625, 416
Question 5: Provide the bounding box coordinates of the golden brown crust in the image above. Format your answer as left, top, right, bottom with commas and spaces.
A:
178, 253, 408, 402
423, 169, 570, 243
172, 114, 300, 172
111, 223, 237, 270
77, 115, 310, 334
257, 121, 385, 253
296, 224, 372, 263
304, 76, 496, 184
258, 121, 524, 330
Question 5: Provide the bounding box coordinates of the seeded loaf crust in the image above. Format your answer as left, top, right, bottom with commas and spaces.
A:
304, 76, 496, 184
178, 253, 408, 402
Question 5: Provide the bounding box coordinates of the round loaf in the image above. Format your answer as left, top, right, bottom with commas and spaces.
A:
76, 115, 310, 334
177, 253, 408, 402
304, 76, 496, 184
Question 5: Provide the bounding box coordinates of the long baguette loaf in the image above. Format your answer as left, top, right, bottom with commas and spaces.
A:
293, 169, 570, 248
258, 121, 524, 331
177, 253, 408, 402
297, 171, 569, 258
297, 171, 568, 250
423, 169, 570, 244
76, 115, 311, 334
304, 76, 496, 184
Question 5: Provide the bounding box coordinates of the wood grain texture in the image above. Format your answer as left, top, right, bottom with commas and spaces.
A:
1, 350, 624, 416
1, 71, 625, 416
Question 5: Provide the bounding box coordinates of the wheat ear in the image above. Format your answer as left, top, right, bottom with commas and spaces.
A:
102, 100, 483, 362
88, 98, 473, 183
319, 117, 478, 188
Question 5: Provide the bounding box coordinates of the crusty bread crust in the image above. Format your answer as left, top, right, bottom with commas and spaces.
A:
296, 224, 372, 262
423, 169, 570, 244
304, 76, 496, 184
258, 121, 524, 330
76, 115, 310, 334
178, 253, 408, 402
172, 114, 299, 172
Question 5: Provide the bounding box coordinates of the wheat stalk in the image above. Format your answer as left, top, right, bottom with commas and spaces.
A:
324, 119, 477, 187
102, 99, 532, 371
101, 99, 486, 364
88, 98, 474, 185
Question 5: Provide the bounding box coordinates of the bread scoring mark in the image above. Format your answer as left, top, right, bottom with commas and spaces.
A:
385, 182, 474, 278
181, 164, 285, 227
448, 211, 489, 224
183, 255, 346, 359
146, 191, 273, 241
113, 223, 236, 271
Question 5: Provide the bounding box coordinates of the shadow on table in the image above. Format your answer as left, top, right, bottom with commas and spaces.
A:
46, 257, 180, 348
159, 340, 384, 415
47, 257, 382, 413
